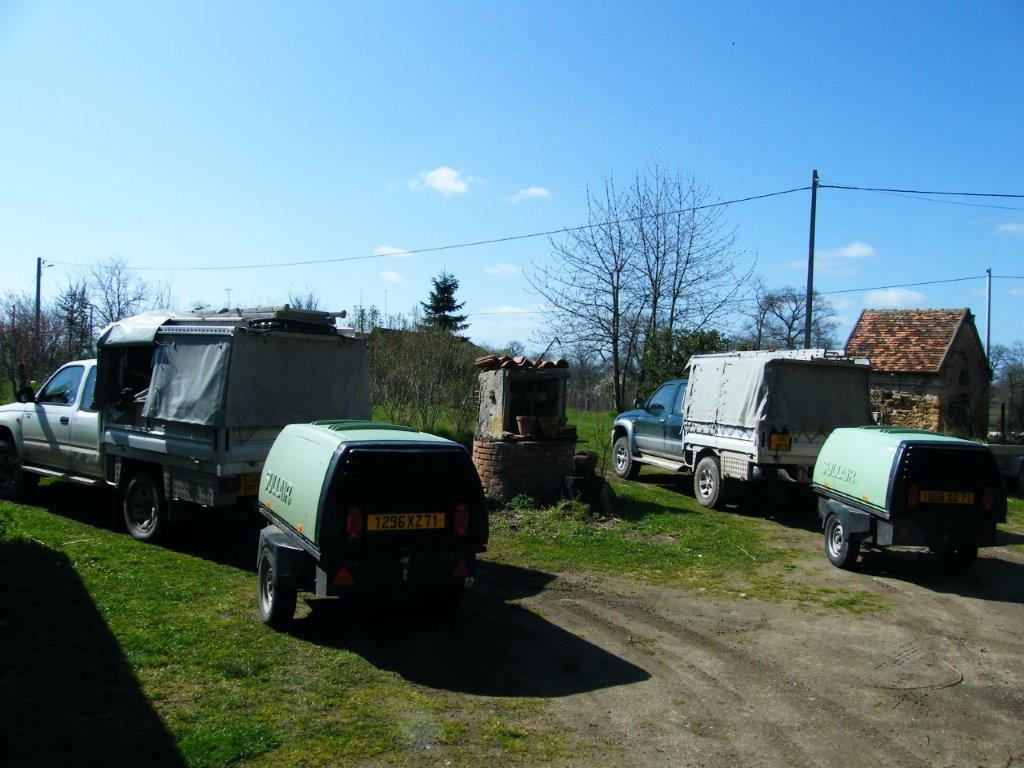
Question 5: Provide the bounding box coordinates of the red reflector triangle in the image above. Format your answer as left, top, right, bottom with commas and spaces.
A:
452, 560, 470, 578
332, 565, 354, 587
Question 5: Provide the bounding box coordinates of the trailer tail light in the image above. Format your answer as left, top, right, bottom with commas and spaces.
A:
346, 506, 363, 542
982, 487, 993, 512
907, 484, 920, 509
453, 559, 470, 578
454, 503, 470, 537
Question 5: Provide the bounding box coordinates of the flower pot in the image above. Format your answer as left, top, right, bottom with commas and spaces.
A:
515, 415, 537, 437
538, 416, 560, 437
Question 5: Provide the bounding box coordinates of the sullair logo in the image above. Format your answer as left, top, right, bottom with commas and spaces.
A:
821, 461, 857, 484
264, 471, 293, 505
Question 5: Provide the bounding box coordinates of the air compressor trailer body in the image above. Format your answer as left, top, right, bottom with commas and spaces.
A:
812, 426, 1006, 569
255, 420, 488, 627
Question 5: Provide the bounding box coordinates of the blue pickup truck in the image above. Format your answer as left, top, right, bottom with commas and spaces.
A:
611, 379, 687, 480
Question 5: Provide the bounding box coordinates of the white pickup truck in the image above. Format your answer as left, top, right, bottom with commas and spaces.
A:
612, 350, 874, 508
0, 307, 371, 541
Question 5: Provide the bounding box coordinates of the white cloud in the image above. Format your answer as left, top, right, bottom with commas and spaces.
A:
864, 287, 926, 307
484, 262, 521, 276
480, 304, 534, 315
374, 245, 412, 259
379, 270, 403, 283
830, 296, 856, 310
996, 222, 1024, 236
1010, 283, 1024, 296
781, 240, 876, 277
506, 186, 551, 203
408, 166, 472, 195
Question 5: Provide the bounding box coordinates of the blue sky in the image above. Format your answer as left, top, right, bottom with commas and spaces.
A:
1, 1, 1022, 349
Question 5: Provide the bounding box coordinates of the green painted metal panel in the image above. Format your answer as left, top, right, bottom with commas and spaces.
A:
259, 424, 339, 542
813, 426, 984, 513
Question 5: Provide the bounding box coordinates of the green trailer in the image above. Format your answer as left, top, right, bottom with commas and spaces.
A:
255, 420, 488, 628
812, 426, 1006, 570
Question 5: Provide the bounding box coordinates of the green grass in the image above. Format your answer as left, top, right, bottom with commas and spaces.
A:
1003, 496, 1024, 553
0, 487, 575, 768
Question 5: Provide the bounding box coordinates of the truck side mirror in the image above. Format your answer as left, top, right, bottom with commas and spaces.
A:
16, 386, 35, 404
633, 396, 645, 409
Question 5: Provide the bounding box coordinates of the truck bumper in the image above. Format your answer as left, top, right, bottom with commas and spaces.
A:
878, 515, 998, 549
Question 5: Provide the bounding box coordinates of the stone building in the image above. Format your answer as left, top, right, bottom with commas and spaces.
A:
845, 308, 991, 438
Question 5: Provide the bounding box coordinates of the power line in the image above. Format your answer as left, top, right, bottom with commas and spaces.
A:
843, 191, 1024, 215
47, 185, 811, 272
819, 275, 983, 296
820, 183, 1024, 199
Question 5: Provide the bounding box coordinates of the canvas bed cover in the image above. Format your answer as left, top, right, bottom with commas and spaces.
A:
97, 313, 371, 428
683, 351, 871, 433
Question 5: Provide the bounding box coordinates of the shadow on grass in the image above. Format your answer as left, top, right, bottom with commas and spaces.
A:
290, 561, 651, 698
628, 469, 822, 532
28, 480, 264, 573
0, 536, 185, 768
857, 547, 1024, 606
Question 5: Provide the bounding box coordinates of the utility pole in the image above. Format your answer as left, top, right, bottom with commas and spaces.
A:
34, 257, 43, 342
803, 170, 819, 349
985, 267, 992, 360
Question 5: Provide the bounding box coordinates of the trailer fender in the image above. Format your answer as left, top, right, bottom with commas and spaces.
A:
818, 498, 872, 540
258, 525, 307, 588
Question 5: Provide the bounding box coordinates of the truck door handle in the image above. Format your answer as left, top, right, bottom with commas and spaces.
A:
60, 416, 70, 425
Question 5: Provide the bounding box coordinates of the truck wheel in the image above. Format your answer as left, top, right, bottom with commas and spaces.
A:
694, 456, 724, 509
612, 436, 640, 480
258, 546, 297, 629
824, 513, 860, 569
122, 472, 169, 542
0, 439, 38, 501
422, 582, 465, 617
938, 545, 978, 571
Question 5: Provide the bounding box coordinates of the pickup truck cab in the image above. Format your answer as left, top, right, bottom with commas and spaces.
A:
611, 379, 687, 479
0, 360, 102, 497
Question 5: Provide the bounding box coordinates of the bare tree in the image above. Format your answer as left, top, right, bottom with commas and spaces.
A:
628, 161, 747, 388
991, 342, 1024, 435
88, 256, 152, 325
0, 292, 69, 394
740, 285, 838, 349
529, 164, 748, 411
528, 178, 644, 412
288, 288, 322, 311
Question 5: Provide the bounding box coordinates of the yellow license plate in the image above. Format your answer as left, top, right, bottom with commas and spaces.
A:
367, 513, 446, 532
238, 473, 261, 497
769, 434, 792, 451
919, 490, 974, 505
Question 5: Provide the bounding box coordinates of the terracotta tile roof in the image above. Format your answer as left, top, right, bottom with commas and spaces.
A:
845, 309, 970, 373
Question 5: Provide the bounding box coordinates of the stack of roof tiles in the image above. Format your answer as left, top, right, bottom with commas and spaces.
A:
474, 354, 569, 371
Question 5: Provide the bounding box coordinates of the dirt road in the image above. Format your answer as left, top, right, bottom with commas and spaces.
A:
468, 538, 1024, 767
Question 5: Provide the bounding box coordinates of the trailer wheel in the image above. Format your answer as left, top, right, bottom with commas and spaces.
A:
694, 456, 724, 509
422, 582, 465, 618
938, 545, 978, 571
123, 472, 169, 542
824, 513, 860, 569
258, 546, 297, 629
612, 436, 640, 480
0, 439, 38, 501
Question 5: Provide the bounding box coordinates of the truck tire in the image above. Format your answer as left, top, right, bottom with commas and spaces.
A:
122, 472, 169, 542
0, 439, 38, 501
612, 436, 640, 480
824, 513, 860, 569
258, 545, 297, 629
938, 545, 978, 571
694, 456, 724, 509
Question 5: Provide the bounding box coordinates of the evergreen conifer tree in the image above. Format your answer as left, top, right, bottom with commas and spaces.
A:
420, 271, 469, 333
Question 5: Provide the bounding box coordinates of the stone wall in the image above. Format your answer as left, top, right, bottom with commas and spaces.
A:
866, 320, 990, 438
472, 438, 576, 502
871, 388, 941, 431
